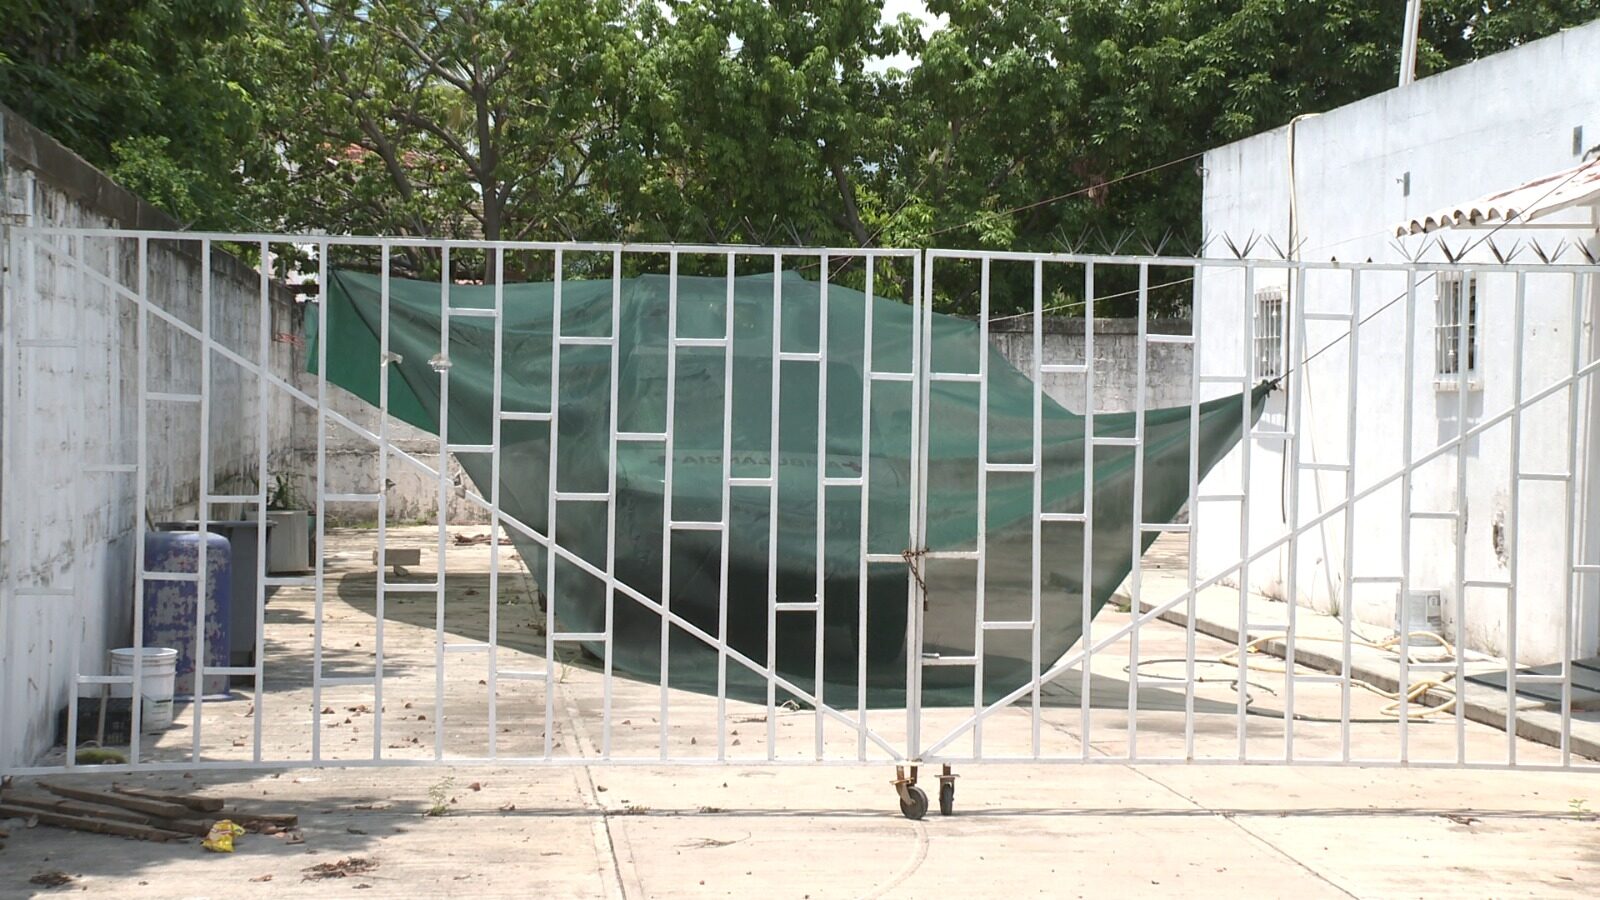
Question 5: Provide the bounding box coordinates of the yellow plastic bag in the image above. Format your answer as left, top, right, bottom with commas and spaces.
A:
202, 819, 246, 853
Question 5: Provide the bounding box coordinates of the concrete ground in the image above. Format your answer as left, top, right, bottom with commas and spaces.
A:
4, 526, 1599, 897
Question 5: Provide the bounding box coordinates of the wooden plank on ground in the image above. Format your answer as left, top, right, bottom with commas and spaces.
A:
40, 783, 194, 820
0, 802, 186, 842
225, 811, 299, 831
112, 784, 225, 812
0, 795, 211, 837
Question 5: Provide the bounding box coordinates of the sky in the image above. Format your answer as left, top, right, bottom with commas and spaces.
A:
870, 0, 944, 74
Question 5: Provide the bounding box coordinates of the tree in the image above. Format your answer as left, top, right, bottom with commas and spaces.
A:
611, 0, 907, 248
249, 0, 638, 279
0, 0, 266, 227
880, 0, 1600, 315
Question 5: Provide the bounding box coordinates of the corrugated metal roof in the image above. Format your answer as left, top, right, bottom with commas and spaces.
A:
1395, 156, 1600, 236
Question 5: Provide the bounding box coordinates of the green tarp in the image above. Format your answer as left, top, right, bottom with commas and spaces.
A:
312, 269, 1266, 708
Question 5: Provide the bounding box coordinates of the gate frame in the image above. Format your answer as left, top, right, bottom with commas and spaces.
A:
2, 227, 1599, 815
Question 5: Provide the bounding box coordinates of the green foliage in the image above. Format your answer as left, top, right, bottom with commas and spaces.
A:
5, 0, 1599, 312
0, 0, 267, 227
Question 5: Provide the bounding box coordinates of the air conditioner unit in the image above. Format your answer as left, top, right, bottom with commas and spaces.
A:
1394, 589, 1444, 636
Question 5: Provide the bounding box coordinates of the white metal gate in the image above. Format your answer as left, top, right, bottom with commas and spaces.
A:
2, 226, 1597, 817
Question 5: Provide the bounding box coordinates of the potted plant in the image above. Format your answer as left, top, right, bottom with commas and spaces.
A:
248, 473, 313, 573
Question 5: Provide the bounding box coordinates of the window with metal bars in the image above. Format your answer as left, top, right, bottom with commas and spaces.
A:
1253, 286, 1284, 381
1435, 271, 1479, 381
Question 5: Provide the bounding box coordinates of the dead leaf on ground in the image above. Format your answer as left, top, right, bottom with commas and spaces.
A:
1443, 813, 1479, 826
29, 871, 74, 887
303, 857, 378, 880
498, 802, 516, 812
468, 782, 482, 791
249, 874, 274, 883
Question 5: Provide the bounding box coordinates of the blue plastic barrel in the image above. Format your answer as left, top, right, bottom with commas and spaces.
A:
142, 531, 231, 697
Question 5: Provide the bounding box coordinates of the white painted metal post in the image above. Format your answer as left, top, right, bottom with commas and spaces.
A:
766, 253, 782, 758
1185, 264, 1204, 761
717, 253, 736, 759
1030, 259, 1044, 757
435, 245, 452, 760
1399, 269, 1418, 758
1079, 261, 1097, 760
857, 255, 875, 759
974, 257, 990, 756
1562, 272, 1587, 764
1284, 263, 1307, 760
1127, 263, 1150, 757
659, 250, 677, 759
1236, 262, 1255, 759
603, 250, 623, 759
1340, 269, 1362, 761
547, 248, 563, 759
194, 238, 212, 762
1506, 271, 1526, 765
488, 247, 504, 757
815, 253, 831, 758
131, 236, 149, 758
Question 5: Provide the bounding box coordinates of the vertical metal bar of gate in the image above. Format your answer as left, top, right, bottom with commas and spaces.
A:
131, 236, 150, 757
603, 249, 623, 759
1506, 271, 1526, 765
194, 238, 212, 762
254, 240, 271, 762
435, 245, 452, 759
1236, 262, 1255, 758
974, 258, 990, 755
1079, 262, 1096, 760
1398, 269, 1418, 754
1454, 266, 1471, 763
487, 247, 505, 757
766, 253, 781, 758
1562, 272, 1587, 764
717, 253, 736, 758
1127, 264, 1149, 757
548, 249, 563, 759
1185, 265, 1204, 760
316, 243, 332, 755
376, 245, 391, 759
815, 253, 830, 757
1030, 260, 1044, 757
1340, 269, 1362, 760
659, 250, 676, 758
858, 256, 875, 759
906, 250, 927, 760
910, 252, 934, 762
62, 229, 86, 768
1283, 263, 1307, 758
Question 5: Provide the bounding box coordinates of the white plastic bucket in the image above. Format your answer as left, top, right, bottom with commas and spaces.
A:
109, 647, 179, 732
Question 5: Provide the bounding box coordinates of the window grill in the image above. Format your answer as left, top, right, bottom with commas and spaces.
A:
1253, 285, 1284, 381
1435, 271, 1478, 379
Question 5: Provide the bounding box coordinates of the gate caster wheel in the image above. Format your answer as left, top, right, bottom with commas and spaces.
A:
938, 780, 955, 816
899, 785, 929, 820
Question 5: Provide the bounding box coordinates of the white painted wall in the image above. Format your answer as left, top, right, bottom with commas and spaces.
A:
1196, 20, 1600, 664
0, 109, 303, 768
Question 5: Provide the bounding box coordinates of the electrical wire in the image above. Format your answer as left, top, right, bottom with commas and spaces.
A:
923, 151, 1206, 240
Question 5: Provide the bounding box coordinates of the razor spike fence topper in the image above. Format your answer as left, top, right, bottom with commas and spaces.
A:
2, 228, 1597, 819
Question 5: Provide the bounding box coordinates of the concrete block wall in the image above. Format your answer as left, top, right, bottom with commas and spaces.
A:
0, 106, 303, 768
989, 317, 1193, 414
